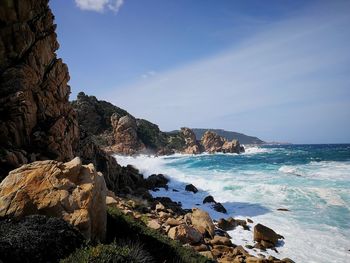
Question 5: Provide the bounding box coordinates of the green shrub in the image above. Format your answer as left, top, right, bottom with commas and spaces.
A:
61, 241, 152, 263
106, 207, 212, 263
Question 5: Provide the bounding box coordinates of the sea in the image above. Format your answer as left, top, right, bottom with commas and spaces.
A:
114, 144, 350, 263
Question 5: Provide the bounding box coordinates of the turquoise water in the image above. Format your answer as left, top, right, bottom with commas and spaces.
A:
116, 144, 350, 262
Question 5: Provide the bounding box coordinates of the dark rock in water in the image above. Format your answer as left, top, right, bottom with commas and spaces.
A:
277, 208, 290, 211
172, 189, 179, 192
0, 215, 84, 263
254, 223, 284, 247
254, 242, 266, 251
247, 218, 254, 223
203, 195, 216, 204
217, 217, 236, 231
146, 174, 169, 190
185, 184, 198, 193
213, 202, 227, 214
245, 244, 254, 249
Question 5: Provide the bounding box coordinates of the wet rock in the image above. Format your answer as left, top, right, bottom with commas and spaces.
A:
213, 202, 227, 213
277, 208, 290, 212
254, 223, 284, 246
0, 157, 107, 241
146, 174, 169, 190
203, 195, 216, 204
0, 215, 84, 263
217, 218, 236, 231
185, 183, 198, 193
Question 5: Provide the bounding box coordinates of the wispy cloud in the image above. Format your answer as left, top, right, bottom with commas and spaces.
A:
141, 71, 156, 79
105, 1, 350, 143
75, 0, 124, 13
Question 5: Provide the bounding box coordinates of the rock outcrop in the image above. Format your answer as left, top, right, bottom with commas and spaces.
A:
181, 127, 201, 154
0, 215, 84, 263
0, 0, 79, 181
0, 157, 107, 241
201, 131, 243, 154
110, 113, 146, 154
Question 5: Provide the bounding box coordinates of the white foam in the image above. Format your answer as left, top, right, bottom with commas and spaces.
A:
112, 154, 350, 263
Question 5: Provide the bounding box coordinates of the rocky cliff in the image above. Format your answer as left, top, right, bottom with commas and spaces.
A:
0, 0, 79, 180
72, 93, 244, 155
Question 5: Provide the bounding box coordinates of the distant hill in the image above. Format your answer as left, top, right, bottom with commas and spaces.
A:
191, 128, 265, 145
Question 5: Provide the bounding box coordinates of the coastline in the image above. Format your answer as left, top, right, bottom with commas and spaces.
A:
114, 145, 350, 263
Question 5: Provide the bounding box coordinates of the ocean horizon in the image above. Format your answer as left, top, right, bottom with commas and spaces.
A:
115, 144, 350, 263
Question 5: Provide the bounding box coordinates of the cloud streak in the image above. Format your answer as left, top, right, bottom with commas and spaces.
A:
75, 0, 124, 13
105, 1, 350, 143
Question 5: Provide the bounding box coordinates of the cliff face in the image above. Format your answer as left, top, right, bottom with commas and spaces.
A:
0, 0, 79, 180
72, 93, 244, 155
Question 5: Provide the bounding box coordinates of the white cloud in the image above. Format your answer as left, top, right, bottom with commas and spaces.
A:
75, 0, 124, 13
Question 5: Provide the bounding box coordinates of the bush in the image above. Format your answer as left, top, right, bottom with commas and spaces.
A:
106, 207, 212, 263
61, 242, 152, 263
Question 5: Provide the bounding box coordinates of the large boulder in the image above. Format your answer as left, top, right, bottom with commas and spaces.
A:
190, 208, 215, 238
0, 0, 79, 181
0, 157, 107, 241
222, 140, 242, 154
254, 223, 284, 247
168, 224, 203, 244
0, 215, 84, 263
110, 113, 146, 154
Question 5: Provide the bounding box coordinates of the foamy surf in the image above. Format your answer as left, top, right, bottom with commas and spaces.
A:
114, 144, 350, 263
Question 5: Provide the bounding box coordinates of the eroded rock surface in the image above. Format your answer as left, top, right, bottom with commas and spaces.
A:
0, 157, 107, 241
0, 0, 79, 180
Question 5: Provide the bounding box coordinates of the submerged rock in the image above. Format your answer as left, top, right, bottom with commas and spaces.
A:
0, 215, 84, 263
0, 157, 107, 241
203, 195, 216, 204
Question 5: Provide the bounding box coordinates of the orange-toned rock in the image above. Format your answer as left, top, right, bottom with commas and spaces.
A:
190, 208, 215, 238
168, 224, 203, 244
0, 157, 107, 242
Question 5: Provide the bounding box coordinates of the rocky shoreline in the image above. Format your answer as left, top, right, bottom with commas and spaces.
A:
0, 1, 294, 262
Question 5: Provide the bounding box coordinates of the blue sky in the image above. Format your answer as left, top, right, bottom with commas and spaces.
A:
50, 0, 350, 143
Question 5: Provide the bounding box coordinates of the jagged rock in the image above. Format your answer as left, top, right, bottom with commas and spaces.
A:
71, 92, 128, 140
0, 215, 84, 263
222, 140, 242, 154
203, 195, 216, 203
110, 113, 146, 154
168, 225, 202, 244
213, 202, 227, 213
254, 223, 284, 247
201, 131, 226, 153
0, 0, 79, 181
180, 127, 201, 154
0, 157, 107, 241
190, 208, 215, 238
185, 183, 198, 193
201, 131, 243, 154
146, 174, 169, 190
165, 218, 182, 227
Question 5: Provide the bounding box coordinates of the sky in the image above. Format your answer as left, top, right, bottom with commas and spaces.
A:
50, 0, 350, 144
